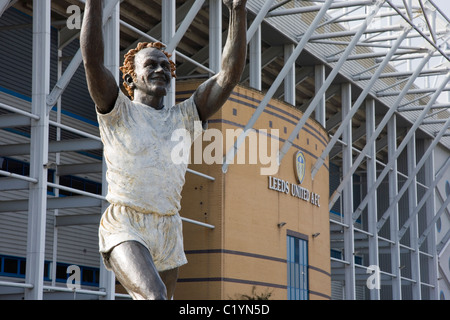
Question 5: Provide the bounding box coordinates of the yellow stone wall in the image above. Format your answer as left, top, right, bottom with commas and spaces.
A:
175, 81, 330, 300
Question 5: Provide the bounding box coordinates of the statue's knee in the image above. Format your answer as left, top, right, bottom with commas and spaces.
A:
153, 284, 168, 300
141, 281, 167, 300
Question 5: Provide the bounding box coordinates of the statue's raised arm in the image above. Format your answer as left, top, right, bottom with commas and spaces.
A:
194, 0, 248, 122
80, 0, 119, 114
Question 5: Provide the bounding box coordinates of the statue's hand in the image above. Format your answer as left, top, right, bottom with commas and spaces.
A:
223, 0, 247, 10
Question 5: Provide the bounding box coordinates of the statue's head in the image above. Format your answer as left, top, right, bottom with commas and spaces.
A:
120, 42, 177, 101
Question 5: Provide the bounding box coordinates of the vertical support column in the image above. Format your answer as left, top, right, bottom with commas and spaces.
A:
99, 160, 114, 299
315, 65, 326, 127
51, 43, 63, 288
249, 25, 261, 91
366, 98, 380, 300
104, 2, 120, 80
406, 0, 413, 72
25, 0, 51, 300
342, 83, 355, 300
99, 1, 120, 300
424, 139, 439, 300
209, 0, 222, 75
388, 115, 401, 299
162, 0, 176, 109
407, 133, 421, 299
284, 44, 296, 105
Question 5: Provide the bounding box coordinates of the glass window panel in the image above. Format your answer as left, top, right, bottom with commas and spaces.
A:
287, 235, 309, 300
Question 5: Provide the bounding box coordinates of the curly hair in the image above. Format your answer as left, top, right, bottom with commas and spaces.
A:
119, 42, 176, 100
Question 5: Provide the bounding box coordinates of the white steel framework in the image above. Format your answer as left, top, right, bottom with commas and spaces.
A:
0, 0, 449, 300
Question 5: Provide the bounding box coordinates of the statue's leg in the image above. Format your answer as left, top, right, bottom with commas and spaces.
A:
159, 267, 179, 300
108, 240, 167, 300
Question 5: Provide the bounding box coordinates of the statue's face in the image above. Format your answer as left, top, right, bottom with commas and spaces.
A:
131, 47, 172, 98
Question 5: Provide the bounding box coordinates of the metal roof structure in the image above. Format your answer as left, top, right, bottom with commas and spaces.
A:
0, 0, 449, 300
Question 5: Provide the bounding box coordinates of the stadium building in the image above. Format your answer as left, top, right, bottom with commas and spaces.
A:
0, 0, 449, 300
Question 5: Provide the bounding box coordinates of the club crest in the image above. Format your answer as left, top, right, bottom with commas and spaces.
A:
295, 151, 306, 184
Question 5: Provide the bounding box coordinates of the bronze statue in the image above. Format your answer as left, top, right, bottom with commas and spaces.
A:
80, 0, 247, 300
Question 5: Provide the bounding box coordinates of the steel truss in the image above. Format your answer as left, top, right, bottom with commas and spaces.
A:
0, 0, 449, 300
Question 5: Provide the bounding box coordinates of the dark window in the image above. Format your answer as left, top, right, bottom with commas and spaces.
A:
3, 258, 19, 274
82, 268, 94, 283
56, 264, 68, 280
